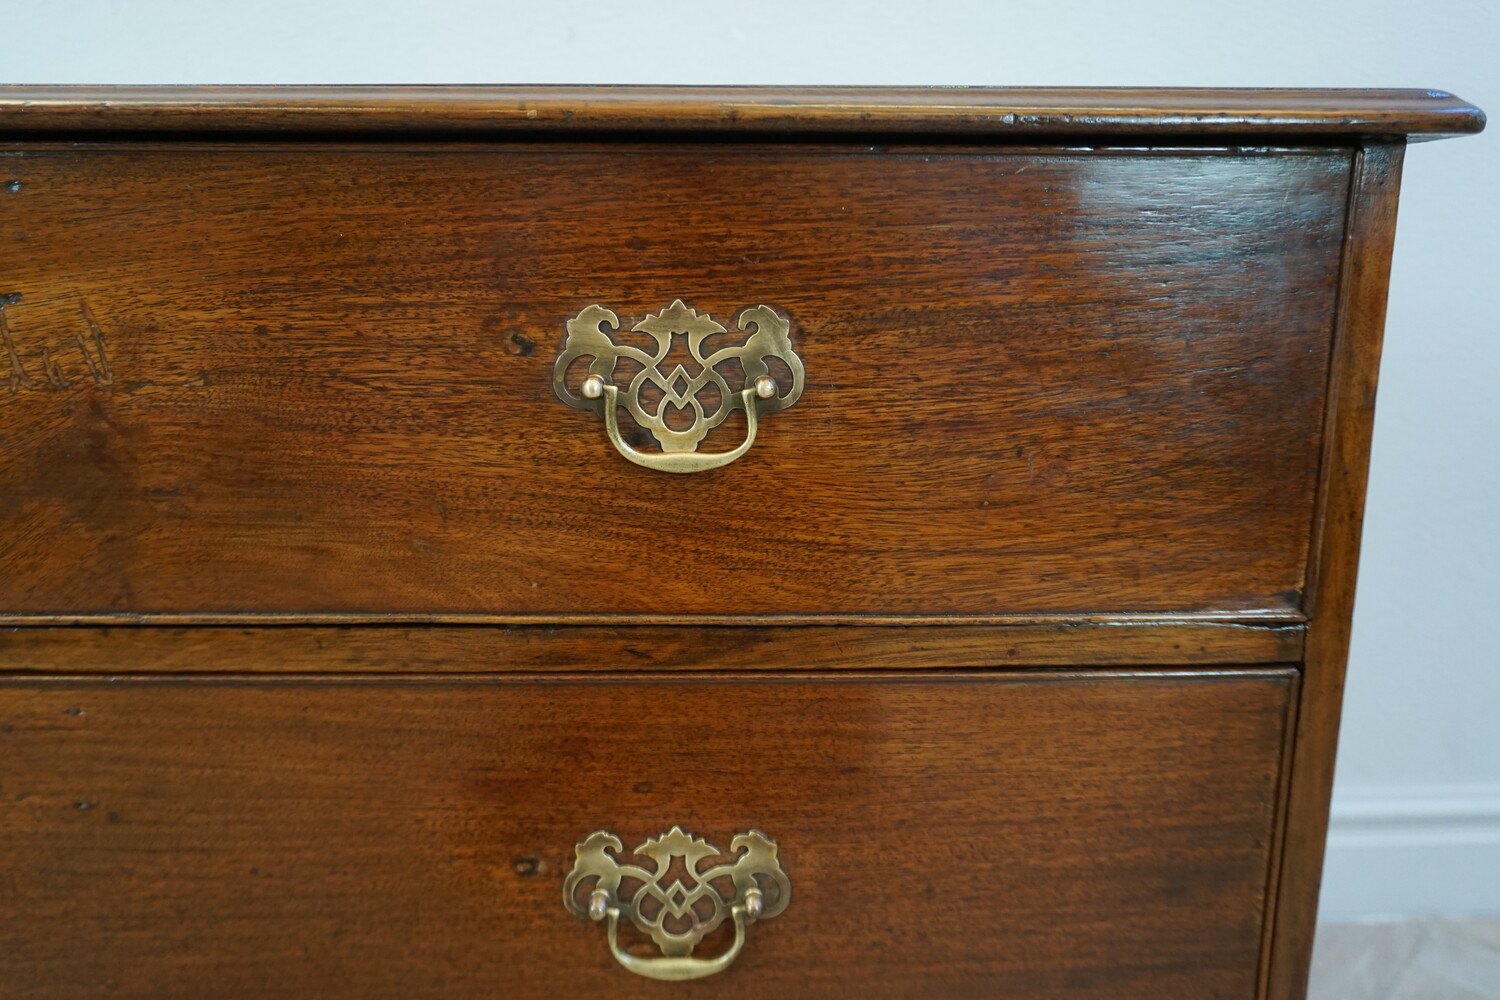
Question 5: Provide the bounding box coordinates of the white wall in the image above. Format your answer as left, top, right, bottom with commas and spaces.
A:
4, 0, 1496, 920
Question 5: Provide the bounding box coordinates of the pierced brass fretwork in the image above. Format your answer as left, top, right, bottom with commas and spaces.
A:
562, 825, 791, 981
552, 299, 804, 473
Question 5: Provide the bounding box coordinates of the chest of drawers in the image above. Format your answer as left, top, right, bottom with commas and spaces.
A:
0, 86, 1484, 999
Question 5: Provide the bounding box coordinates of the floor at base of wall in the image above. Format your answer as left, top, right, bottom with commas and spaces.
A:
1310, 918, 1500, 999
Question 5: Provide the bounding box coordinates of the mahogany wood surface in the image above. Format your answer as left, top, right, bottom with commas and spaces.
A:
0, 86, 1483, 139
0, 621, 1305, 673
0, 145, 1348, 620
1264, 142, 1406, 1000
0, 88, 1484, 1000
0, 669, 1295, 1000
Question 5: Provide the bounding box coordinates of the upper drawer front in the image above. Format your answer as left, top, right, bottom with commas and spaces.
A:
0, 145, 1349, 619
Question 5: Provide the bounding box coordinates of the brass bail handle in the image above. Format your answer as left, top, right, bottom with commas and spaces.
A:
551, 300, 805, 474
591, 886, 762, 981
563, 827, 791, 981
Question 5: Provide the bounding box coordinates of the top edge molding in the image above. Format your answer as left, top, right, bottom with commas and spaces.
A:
0, 86, 1484, 140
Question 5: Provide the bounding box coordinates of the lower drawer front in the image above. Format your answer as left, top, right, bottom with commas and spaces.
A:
0, 670, 1293, 999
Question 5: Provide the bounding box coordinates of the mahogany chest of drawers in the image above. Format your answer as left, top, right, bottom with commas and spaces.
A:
0, 86, 1484, 999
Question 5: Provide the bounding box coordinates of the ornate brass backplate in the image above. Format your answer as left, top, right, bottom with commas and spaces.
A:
562, 826, 791, 981
551, 299, 804, 473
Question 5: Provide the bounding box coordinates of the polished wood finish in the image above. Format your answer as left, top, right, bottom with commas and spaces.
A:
0, 609, 1307, 626
1265, 142, 1407, 1000
0, 622, 1305, 673
0, 88, 1482, 1000
0, 86, 1484, 139
0, 669, 1295, 1000
0, 146, 1347, 620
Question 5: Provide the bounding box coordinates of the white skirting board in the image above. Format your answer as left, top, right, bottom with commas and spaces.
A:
1318, 785, 1500, 921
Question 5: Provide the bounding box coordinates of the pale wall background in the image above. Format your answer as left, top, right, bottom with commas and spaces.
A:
4, 0, 1495, 920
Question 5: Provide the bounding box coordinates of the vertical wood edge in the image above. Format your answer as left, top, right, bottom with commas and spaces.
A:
1265, 139, 1406, 1000
1257, 669, 1304, 999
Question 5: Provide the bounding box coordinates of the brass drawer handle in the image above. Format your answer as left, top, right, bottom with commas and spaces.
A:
552, 300, 805, 473
563, 826, 791, 981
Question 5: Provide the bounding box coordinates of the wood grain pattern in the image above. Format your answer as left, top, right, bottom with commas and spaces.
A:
0, 669, 1295, 1000
0, 145, 1349, 620
0, 86, 1484, 139
0, 89, 1482, 1000
0, 621, 1305, 673
1264, 141, 1406, 1000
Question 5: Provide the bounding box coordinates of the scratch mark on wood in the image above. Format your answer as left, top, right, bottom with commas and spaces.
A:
77, 300, 115, 385
1, 295, 117, 396
1, 303, 38, 394
40, 346, 69, 388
